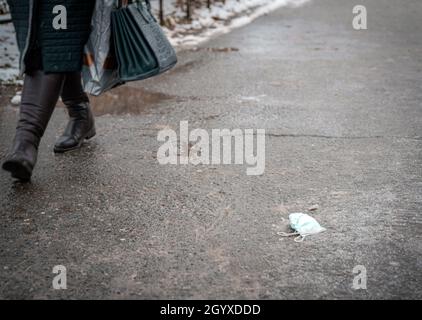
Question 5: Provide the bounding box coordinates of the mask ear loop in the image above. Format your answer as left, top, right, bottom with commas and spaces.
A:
277, 231, 299, 238
277, 231, 307, 242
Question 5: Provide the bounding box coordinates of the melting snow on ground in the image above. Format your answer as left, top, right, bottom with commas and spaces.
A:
160, 0, 310, 47
0, 22, 20, 83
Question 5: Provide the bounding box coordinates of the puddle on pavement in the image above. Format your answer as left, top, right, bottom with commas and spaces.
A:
90, 86, 175, 116
2, 84, 179, 116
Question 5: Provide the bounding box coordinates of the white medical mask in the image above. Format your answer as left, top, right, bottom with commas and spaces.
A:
278, 212, 326, 242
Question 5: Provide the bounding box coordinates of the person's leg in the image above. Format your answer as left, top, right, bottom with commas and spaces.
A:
54, 72, 95, 153
60, 72, 89, 106
2, 70, 65, 181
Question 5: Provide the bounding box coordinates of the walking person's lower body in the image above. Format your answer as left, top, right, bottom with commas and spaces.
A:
3, 0, 97, 181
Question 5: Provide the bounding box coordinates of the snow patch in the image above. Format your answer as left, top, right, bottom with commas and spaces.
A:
0, 22, 20, 83
163, 0, 311, 48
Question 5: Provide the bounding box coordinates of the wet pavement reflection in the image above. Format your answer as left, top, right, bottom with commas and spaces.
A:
90, 86, 175, 116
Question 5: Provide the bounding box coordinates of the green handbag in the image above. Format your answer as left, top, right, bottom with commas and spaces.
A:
111, 0, 177, 82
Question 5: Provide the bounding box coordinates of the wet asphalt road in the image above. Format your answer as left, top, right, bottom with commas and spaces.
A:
0, 0, 421, 299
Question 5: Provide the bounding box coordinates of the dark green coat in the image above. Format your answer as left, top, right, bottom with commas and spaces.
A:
8, 0, 95, 74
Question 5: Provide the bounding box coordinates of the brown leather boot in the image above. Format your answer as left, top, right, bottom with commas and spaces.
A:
2, 70, 65, 181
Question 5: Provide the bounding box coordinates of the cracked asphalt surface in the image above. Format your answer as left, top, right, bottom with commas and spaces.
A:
0, 0, 421, 299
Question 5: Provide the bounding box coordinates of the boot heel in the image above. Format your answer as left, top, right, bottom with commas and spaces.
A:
85, 127, 96, 140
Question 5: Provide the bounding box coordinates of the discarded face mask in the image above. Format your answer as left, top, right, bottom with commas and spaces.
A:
278, 213, 326, 242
